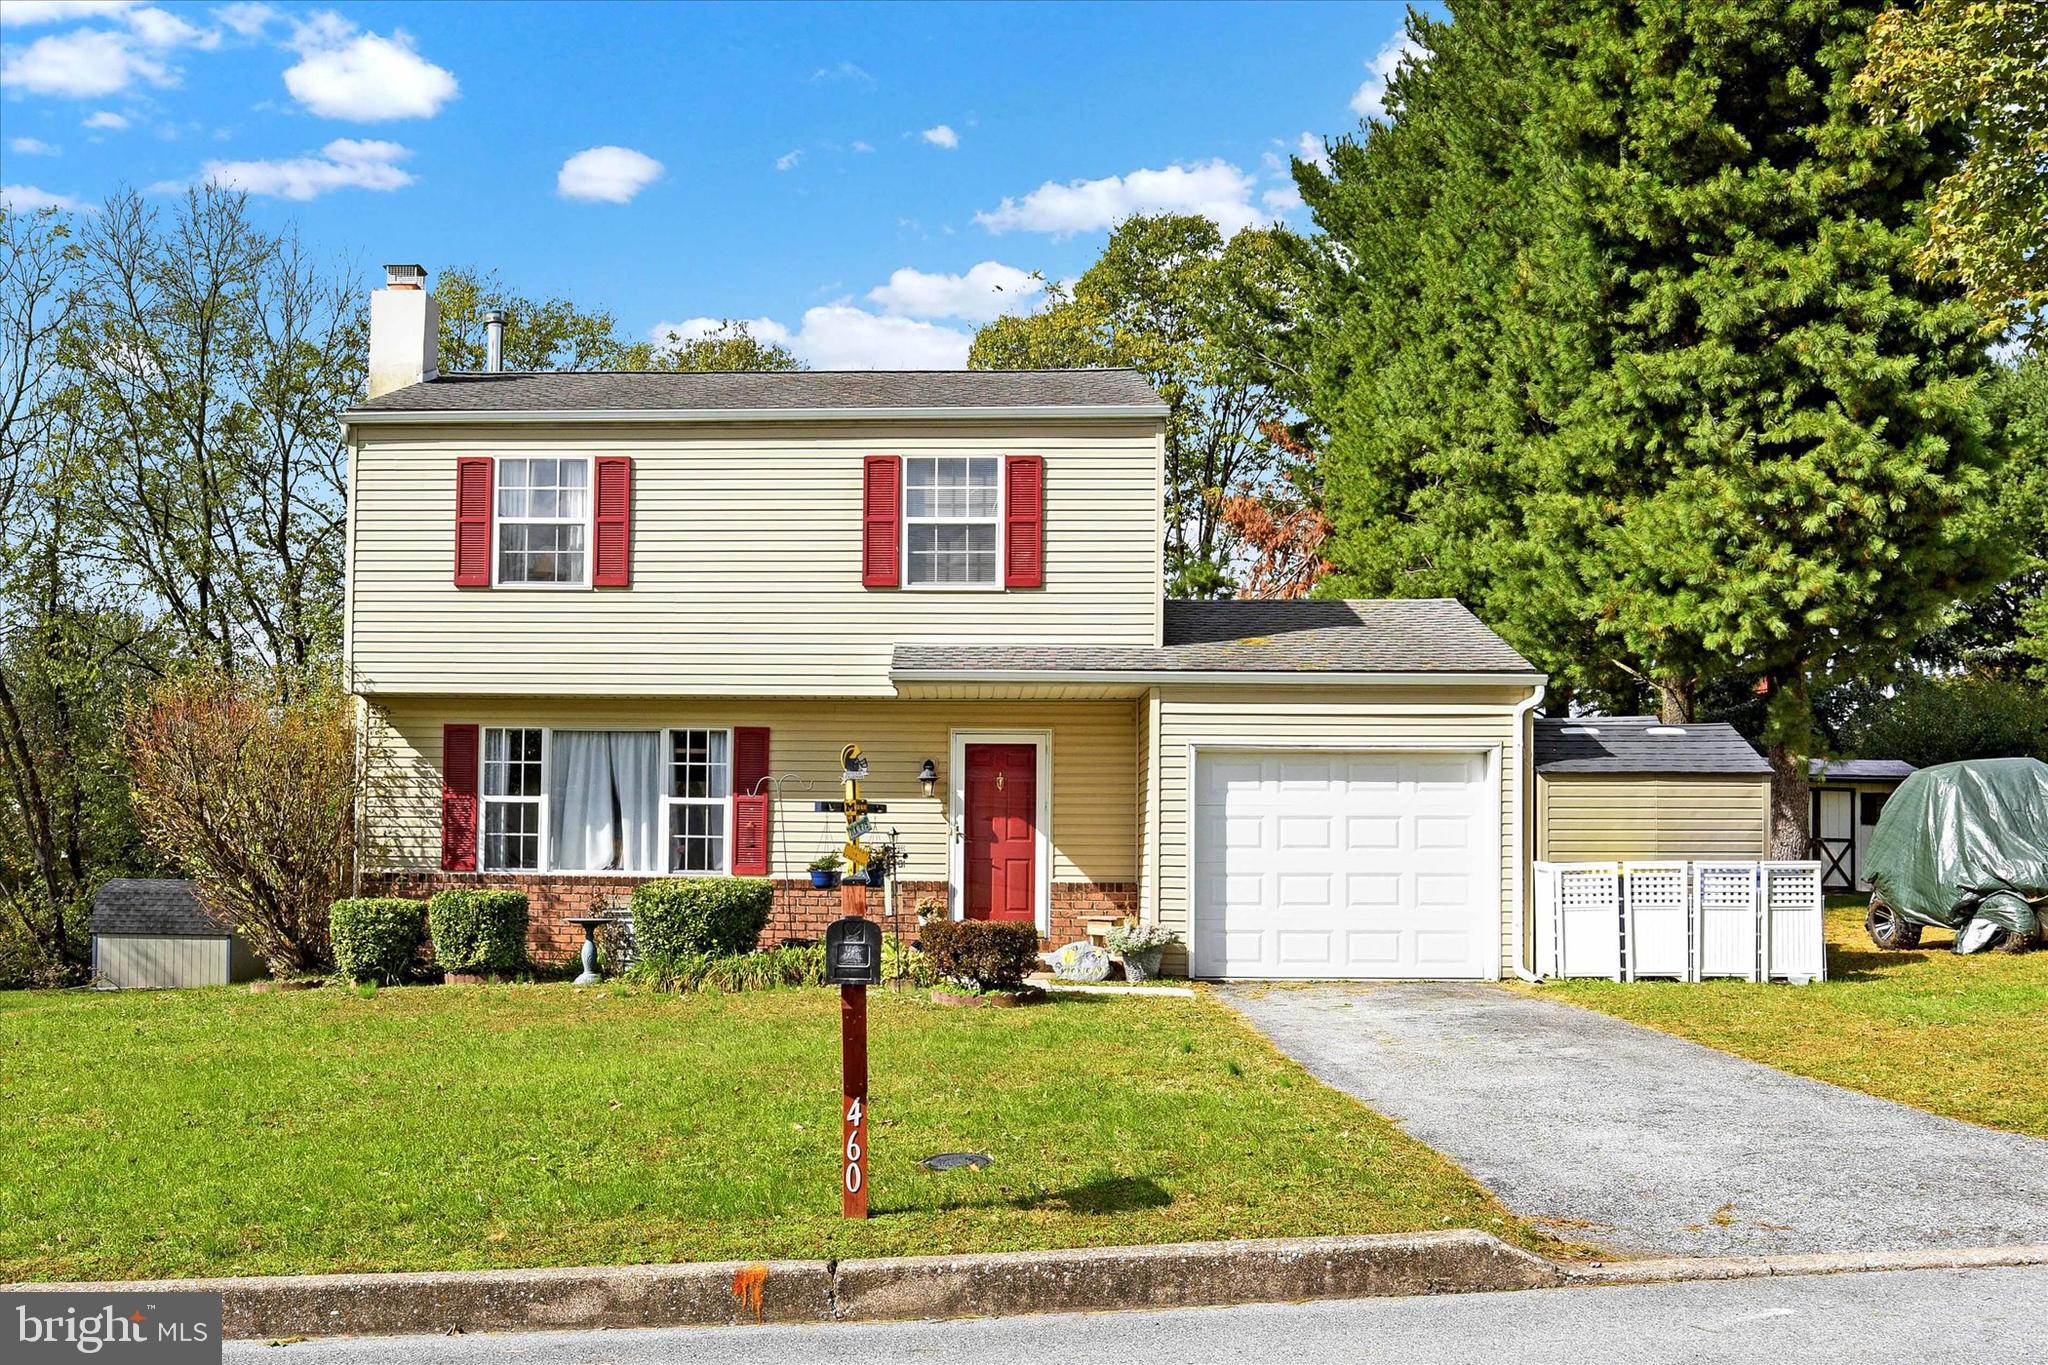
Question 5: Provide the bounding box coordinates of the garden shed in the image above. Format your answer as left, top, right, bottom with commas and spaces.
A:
91, 879, 264, 989
1809, 758, 1917, 893
1534, 717, 1772, 862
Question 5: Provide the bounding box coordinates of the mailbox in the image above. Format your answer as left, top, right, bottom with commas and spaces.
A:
825, 916, 884, 986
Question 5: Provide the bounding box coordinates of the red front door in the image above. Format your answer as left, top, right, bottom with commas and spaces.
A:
965, 743, 1036, 922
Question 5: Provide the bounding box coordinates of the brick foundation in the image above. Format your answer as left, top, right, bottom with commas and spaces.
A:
364, 873, 1141, 965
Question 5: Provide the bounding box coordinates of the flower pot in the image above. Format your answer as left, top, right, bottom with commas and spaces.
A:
810, 869, 840, 889
1123, 947, 1165, 983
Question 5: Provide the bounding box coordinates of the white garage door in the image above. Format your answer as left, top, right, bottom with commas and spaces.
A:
1192, 750, 1497, 980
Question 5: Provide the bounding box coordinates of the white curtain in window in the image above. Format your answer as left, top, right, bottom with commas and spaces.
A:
609, 730, 662, 873
549, 732, 617, 872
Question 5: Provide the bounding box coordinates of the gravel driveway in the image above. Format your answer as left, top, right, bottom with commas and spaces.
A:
1220, 983, 2048, 1257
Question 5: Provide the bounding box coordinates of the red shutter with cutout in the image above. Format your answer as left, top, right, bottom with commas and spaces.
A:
453, 457, 494, 587
593, 456, 633, 587
1005, 455, 1045, 588
441, 723, 479, 871
861, 455, 901, 588
731, 726, 772, 875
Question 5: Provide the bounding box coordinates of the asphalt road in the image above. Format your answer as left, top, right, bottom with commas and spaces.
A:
226, 1264, 2046, 1364
1220, 983, 2048, 1256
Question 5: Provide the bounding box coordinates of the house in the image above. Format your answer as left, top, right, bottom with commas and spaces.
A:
1533, 718, 1772, 863
1809, 759, 1916, 894
91, 879, 264, 989
341, 264, 1548, 980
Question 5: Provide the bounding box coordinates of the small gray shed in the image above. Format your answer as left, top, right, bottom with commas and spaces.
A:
1809, 758, 1917, 893
1535, 717, 1773, 862
91, 879, 264, 988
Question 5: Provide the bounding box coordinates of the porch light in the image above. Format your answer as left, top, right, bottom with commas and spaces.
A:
918, 759, 938, 798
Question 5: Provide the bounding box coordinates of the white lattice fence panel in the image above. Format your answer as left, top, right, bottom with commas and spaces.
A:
1693, 862, 1761, 981
1762, 862, 1826, 982
1551, 863, 1623, 981
1623, 862, 1692, 980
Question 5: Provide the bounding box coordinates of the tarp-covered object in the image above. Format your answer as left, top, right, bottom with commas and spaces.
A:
1864, 758, 2048, 952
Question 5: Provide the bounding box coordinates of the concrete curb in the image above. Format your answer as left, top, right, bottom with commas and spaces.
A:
8, 1231, 1559, 1340
1562, 1243, 2048, 1287
14, 1237, 2046, 1341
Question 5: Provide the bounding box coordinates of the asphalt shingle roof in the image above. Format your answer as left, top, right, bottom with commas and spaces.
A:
91, 879, 226, 938
346, 368, 1165, 416
893, 599, 1536, 676
1535, 717, 1771, 776
1811, 758, 1918, 783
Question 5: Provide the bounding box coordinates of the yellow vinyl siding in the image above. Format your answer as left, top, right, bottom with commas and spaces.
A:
1152, 685, 1533, 974
363, 696, 1137, 885
1536, 774, 1770, 861
345, 419, 1164, 698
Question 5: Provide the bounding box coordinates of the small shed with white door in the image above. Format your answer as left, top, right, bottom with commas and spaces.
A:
1534, 717, 1772, 862
91, 879, 264, 988
1808, 758, 1916, 893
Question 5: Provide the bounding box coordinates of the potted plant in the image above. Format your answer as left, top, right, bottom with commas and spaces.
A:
808, 851, 843, 889
1104, 922, 1179, 983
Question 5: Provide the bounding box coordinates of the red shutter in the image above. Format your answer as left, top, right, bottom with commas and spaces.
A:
1005, 455, 1045, 588
440, 724, 479, 872
731, 726, 772, 876
861, 455, 901, 588
453, 457, 494, 587
593, 456, 632, 587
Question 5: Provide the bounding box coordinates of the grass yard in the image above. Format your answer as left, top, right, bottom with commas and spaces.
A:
1540, 906, 2048, 1139
0, 984, 1531, 1282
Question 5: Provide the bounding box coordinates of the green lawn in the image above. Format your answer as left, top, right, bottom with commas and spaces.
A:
0, 984, 1531, 1282
1539, 906, 2048, 1139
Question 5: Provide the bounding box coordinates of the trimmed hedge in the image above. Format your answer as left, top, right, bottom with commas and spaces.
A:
427, 889, 529, 975
329, 897, 425, 984
919, 919, 1041, 991
631, 878, 772, 959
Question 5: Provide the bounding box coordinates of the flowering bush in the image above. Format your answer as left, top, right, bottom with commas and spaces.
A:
1104, 922, 1179, 956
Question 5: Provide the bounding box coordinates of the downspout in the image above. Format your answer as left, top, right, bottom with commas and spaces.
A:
1508, 682, 1547, 983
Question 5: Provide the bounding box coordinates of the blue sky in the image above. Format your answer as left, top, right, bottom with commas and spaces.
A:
1, 0, 1422, 367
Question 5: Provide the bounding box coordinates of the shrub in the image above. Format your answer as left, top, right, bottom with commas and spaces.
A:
329, 897, 426, 984
427, 889, 529, 974
882, 935, 934, 986
919, 919, 1041, 991
631, 878, 772, 959
629, 944, 825, 993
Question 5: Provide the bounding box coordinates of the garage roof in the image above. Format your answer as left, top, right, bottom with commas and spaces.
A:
1535, 717, 1771, 776
91, 879, 227, 938
894, 599, 1537, 678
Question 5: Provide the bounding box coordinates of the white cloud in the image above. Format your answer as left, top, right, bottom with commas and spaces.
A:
0, 26, 170, 95
1262, 185, 1303, 212
809, 60, 871, 85
974, 158, 1265, 236
283, 15, 456, 120
851, 139, 874, 153
649, 306, 972, 370
127, 5, 216, 48
0, 183, 90, 210
82, 107, 128, 128
1350, 33, 1423, 121
8, 135, 60, 154
194, 137, 411, 199
919, 123, 958, 149
1295, 131, 1330, 171
866, 261, 1042, 323
211, 2, 275, 38
0, 2, 140, 26
557, 144, 663, 203
774, 148, 802, 171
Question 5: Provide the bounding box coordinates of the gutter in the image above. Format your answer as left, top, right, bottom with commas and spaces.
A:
891, 668, 1548, 687
341, 403, 1171, 426
1508, 682, 1548, 983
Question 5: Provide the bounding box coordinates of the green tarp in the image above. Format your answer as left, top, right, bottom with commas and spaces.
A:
1864, 757, 2048, 952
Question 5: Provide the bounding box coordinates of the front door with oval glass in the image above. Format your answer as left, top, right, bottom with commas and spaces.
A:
964, 743, 1036, 922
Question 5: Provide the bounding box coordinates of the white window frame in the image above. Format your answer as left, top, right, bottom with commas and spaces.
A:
902, 454, 1005, 592
491, 456, 595, 590
662, 726, 734, 877
479, 725, 549, 873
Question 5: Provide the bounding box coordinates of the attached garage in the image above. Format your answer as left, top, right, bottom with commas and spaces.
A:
1534, 717, 1771, 862
1191, 748, 1498, 979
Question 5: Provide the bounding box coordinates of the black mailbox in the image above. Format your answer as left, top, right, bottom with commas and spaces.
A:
825, 916, 884, 986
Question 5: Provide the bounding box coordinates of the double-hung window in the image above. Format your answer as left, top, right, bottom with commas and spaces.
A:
904, 456, 1000, 587
665, 728, 730, 874
480, 727, 545, 871
496, 457, 589, 585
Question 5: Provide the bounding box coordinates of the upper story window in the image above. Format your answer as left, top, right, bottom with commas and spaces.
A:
496, 458, 588, 585
904, 456, 1000, 588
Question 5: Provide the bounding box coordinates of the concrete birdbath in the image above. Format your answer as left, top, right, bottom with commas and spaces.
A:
564, 916, 612, 986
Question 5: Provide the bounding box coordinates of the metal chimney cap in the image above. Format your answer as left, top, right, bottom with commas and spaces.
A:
482, 308, 507, 324
383, 263, 427, 289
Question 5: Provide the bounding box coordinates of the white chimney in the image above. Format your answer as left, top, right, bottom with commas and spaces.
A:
367, 263, 439, 398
